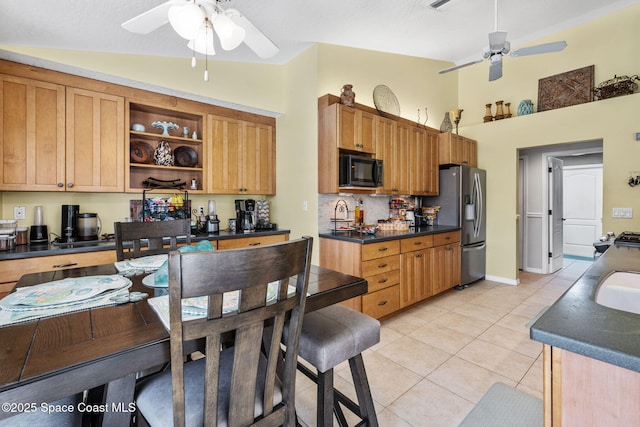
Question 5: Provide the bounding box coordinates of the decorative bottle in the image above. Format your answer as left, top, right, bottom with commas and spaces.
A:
340, 84, 356, 107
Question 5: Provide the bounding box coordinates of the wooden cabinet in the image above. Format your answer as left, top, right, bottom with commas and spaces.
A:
410, 127, 439, 196
0, 78, 125, 192
543, 345, 640, 427
209, 115, 275, 195
438, 132, 477, 167
323, 103, 375, 153
400, 235, 434, 307
376, 119, 411, 195
0, 75, 66, 191
127, 102, 204, 192
431, 231, 461, 295
67, 88, 125, 192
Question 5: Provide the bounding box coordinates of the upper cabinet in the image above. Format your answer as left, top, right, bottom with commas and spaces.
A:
438, 132, 477, 167
410, 127, 439, 196
0, 75, 125, 192
377, 120, 411, 195
0, 74, 65, 191
324, 103, 376, 154
208, 115, 275, 195
67, 87, 124, 192
126, 102, 204, 193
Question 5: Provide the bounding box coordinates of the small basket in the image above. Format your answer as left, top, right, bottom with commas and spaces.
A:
594, 75, 639, 100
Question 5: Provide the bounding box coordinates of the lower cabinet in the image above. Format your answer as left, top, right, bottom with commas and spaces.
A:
320, 230, 461, 319
216, 233, 287, 250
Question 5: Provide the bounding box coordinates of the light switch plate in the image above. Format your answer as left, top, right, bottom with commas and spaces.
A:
612, 207, 633, 218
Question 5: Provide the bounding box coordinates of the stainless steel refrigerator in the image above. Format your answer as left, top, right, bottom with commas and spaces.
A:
424, 165, 486, 286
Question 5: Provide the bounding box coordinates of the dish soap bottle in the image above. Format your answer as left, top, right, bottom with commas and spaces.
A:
354, 203, 361, 225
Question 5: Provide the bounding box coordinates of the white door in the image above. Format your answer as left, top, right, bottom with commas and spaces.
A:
563, 165, 603, 258
548, 157, 564, 273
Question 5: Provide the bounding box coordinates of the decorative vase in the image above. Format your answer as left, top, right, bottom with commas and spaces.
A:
483, 104, 493, 123
504, 103, 512, 118
154, 140, 174, 166
517, 99, 534, 116
440, 112, 453, 133
494, 100, 504, 120
340, 84, 356, 107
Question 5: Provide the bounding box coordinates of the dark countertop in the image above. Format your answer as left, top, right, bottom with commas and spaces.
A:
530, 244, 640, 373
319, 225, 461, 244
0, 229, 290, 261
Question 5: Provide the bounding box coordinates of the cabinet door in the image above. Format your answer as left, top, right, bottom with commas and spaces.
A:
358, 110, 376, 153
400, 248, 432, 307
375, 116, 396, 194
209, 115, 242, 194
337, 105, 358, 151
66, 88, 124, 192
410, 128, 438, 196
242, 121, 275, 194
464, 138, 478, 167
393, 122, 412, 195
0, 74, 65, 191
217, 234, 287, 250
432, 242, 461, 295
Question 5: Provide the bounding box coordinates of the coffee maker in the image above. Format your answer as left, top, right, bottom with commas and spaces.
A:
235, 199, 255, 233
61, 205, 79, 242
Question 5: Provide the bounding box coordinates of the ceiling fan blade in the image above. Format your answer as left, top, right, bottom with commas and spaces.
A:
510, 41, 567, 57
226, 8, 279, 59
488, 58, 503, 81
122, 0, 180, 34
439, 59, 483, 74
488, 31, 508, 52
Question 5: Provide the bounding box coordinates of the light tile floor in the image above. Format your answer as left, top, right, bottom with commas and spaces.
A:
295, 256, 594, 426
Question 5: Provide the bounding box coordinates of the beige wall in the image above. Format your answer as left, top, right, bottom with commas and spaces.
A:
457, 4, 640, 281
1, 4, 638, 277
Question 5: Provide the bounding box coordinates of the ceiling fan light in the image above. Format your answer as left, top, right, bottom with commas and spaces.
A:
187, 19, 216, 56
212, 13, 245, 50
168, 3, 205, 40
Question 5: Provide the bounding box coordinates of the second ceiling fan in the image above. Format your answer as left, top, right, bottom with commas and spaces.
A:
439, 0, 567, 81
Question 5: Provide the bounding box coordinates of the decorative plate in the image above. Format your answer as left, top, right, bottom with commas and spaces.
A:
373, 85, 401, 118
174, 146, 198, 168
130, 141, 155, 164
142, 273, 166, 289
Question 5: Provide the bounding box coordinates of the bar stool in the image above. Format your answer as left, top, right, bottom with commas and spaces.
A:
296, 304, 380, 427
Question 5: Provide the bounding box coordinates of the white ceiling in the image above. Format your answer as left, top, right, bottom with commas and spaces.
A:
1, 0, 637, 66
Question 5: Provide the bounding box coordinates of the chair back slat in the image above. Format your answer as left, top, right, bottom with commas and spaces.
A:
114, 219, 191, 261
169, 237, 313, 427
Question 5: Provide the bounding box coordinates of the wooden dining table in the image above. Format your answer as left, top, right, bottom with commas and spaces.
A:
0, 263, 367, 425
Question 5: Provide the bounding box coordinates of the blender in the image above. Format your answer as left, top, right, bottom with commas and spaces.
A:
206, 200, 219, 234
29, 206, 48, 245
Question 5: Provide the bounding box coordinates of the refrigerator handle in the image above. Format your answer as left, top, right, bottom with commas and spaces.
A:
475, 172, 483, 237
462, 242, 486, 251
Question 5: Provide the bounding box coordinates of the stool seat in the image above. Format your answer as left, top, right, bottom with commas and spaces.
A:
297, 304, 380, 427
298, 304, 380, 372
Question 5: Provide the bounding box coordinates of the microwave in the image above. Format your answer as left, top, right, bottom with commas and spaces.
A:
339, 154, 383, 187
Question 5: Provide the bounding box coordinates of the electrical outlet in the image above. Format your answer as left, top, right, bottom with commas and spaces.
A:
13, 206, 26, 220
198, 206, 205, 215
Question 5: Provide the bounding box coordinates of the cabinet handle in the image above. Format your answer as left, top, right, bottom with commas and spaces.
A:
377, 300, 388, 306
378, 247, 388, 252
67, 183, 74, 188
53, 263, 78, 268
57, 183, 64, 188
414, 241, 422, 246
416, 254, 423, 258
378, 263, 388, 269
249, 242, 261, 246
446, 247, 453, 251
378, 278, 388, 284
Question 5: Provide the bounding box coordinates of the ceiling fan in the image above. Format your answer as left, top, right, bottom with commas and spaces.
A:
122, 0, 279, 61
439, 0, 567, 81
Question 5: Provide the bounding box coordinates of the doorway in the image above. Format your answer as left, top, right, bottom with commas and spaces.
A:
518, 140, 603, 274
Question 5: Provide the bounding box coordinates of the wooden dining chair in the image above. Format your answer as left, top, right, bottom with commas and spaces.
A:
135, 236, 313, 427
114, 219, 191, 261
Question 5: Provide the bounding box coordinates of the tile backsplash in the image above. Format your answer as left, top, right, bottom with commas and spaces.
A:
318, 194, 410, 232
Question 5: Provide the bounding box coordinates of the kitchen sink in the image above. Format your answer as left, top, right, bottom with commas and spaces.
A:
594, 271, 640, 315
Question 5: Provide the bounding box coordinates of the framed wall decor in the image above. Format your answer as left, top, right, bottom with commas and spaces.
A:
538, 65, 595, 112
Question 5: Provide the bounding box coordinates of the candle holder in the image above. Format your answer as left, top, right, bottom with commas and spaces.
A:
451, 109, 463, 134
